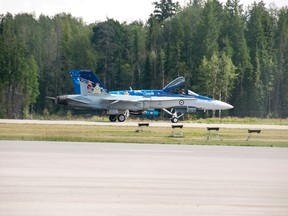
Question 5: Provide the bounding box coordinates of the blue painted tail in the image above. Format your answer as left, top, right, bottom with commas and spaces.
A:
70, 70, 105, 94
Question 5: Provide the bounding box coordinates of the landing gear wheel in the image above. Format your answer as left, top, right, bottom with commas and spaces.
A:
117, 114, 126, 122
171, 117, 178, 123
109, 115, 117, 122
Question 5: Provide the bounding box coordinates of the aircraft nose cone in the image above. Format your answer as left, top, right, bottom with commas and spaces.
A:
227, 103, 234, 109
214, 101, 234, 110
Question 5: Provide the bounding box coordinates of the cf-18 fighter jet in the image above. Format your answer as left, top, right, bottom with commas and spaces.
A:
69, 70, 233, 123
54, 71, 231, 122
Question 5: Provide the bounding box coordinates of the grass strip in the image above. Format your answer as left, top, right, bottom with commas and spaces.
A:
0, 123, 288, 147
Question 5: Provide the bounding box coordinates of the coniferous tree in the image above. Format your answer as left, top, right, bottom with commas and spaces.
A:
129, 22, 146, 89
196, 0, 223, 59
222, 0, 253, 116
153, 0, 180, 22
193, 0, 223, 94
246, 1, 275, 117
176, 3, 203, 89
92, 19, 125, 90
146, 16, 164, 88
274, 8, 288, 117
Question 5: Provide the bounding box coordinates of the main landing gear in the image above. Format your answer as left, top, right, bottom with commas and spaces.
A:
109, 114, 126, 122
109, 111, 129, 122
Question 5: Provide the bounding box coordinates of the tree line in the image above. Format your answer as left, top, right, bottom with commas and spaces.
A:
0, 0, 288, 118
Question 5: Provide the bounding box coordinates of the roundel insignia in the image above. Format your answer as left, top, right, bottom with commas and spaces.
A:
179, 100, 184, 105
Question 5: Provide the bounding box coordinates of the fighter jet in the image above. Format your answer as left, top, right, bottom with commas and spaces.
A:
70, 70, 233, 123
54, 71, 227, 122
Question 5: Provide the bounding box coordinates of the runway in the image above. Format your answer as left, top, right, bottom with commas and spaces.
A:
1, 118, 288, 130
0, 141, 288, 216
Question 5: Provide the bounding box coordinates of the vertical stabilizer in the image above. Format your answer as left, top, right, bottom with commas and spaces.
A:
70, 70, 106, 94
78, 70, 105, 89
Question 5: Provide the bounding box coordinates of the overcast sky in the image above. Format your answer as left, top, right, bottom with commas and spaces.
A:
0, 0, 287, 24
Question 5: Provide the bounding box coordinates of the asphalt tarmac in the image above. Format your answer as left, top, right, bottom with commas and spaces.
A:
0, 140, 288, 216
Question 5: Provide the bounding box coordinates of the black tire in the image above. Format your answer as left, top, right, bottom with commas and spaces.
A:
171, 117, 178, 123
109, 115, 117, 122
117, 114, 126, 122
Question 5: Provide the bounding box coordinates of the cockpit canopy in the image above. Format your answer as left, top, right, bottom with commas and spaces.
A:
162, 76, 185, 92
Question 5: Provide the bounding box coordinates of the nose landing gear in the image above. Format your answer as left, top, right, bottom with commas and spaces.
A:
162, 108, 184, 123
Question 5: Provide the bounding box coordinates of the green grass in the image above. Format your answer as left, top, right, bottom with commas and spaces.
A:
184, 117, 288, 125
1, 123, 288, 147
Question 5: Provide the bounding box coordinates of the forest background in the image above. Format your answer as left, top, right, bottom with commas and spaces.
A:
0, 0, 288, 119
